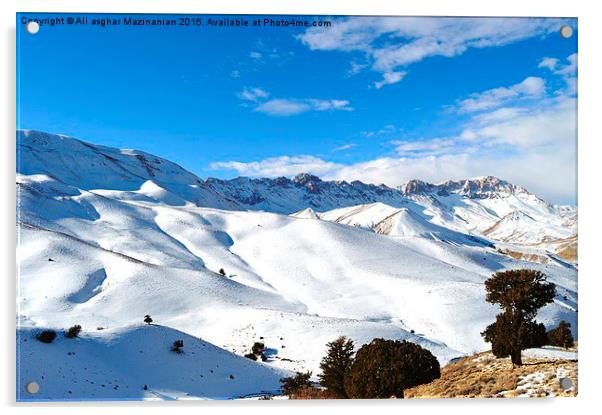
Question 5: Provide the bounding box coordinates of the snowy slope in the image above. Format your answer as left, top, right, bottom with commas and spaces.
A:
18, 130, 240, 210
290, 207, 320, 219
483, 210, 574, 244
16, 130, 578, 400
400, 177, 576, 246
320, 202, 400, 229
17, 325, 287, 401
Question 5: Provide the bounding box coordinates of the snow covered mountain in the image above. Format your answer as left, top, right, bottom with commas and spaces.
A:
205, 173, 408, 213
400, 177, 577, 246
206, 169, 575, 251
16, 130, 578, 400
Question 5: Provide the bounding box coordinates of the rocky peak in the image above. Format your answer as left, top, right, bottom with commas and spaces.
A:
402, 179, 436, 195
403, 176, 530, 199
292, 173, 322, 186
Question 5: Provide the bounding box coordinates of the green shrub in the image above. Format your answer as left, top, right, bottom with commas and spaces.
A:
171, 339, 184, 353
318, 336, 354, 398
36, 329, 57, 344
547, 320, 574, 349
280, 371, 313, 396
64, 324, 82, 338
344, 339, 440, 399
252, 342, 265, 355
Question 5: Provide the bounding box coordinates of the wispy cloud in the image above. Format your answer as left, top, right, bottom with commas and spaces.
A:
539, 53, 577, 95
456, 76, 546, 113
210, 155, 338, 177
392, 137, 468, 158
236, 87, 352, 116
362, 124, 397, 137
333, 143, 357, 152
347, 60, 368, 76
237, 87, 269, 102
254, 98, 352, 116
374, 71, 406, 89
298, 17, 569, 89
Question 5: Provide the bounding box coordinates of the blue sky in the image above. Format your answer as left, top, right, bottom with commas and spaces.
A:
17, 14, 577, 204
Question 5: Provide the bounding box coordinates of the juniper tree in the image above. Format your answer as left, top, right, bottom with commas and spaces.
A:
344, 339, 440, 399
547, 320, 574, 349
64, 324, 82, 338
280, 371, 313, 396
318, 336, 355, 398
481, 269, 555, 366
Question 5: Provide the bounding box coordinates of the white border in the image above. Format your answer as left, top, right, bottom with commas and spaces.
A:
2, 1, 601, 414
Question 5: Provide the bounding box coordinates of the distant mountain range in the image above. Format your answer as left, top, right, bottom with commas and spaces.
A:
19, 130, 576, 249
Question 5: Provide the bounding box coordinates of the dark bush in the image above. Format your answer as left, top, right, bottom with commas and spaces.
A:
280, 371, 313, 396
483, 315, 547, 359
171, 339, 184, 353
219, 268, 226, 277
344, 339, 440, 399
36, 329, 57, 344
318, 336, 354, 398
64, 325, 82, 338
547, 320, 575, 349
244, 353, 258, 361
144, 315, 153, 325
252, 342, 265, 355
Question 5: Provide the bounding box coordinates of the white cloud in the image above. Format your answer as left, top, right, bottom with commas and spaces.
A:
298, 17, 568, 88
347, 61, 368, 76
470, 107, 527, 124
539, 53, 577, 76
464, 97, 576, 149
251, 97, 352, 116
237, 87, 269, 102
210, 155, 338, 177
249, 51, 263, 59
333, 143, 357, 152
538, 57, 559, 71
456, 77, 545, 113
374, 71, 406, 89
306, 99, 352, 111
539, 53, 577, 95
254, 99, 311, 116
363, 124, 396, 137
392, 137, 466, 157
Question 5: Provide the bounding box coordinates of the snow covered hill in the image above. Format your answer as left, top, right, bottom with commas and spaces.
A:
16, 130, 578, 400
17, 325, 287, 401
17, 130, 240, 210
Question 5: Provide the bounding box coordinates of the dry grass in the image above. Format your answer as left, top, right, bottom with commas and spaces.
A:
288, 387, 340, 400
496, 248, 551, 265
405, 351, 577, 399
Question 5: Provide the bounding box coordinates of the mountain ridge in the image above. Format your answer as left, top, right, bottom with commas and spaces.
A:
18, 129, 576, 249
